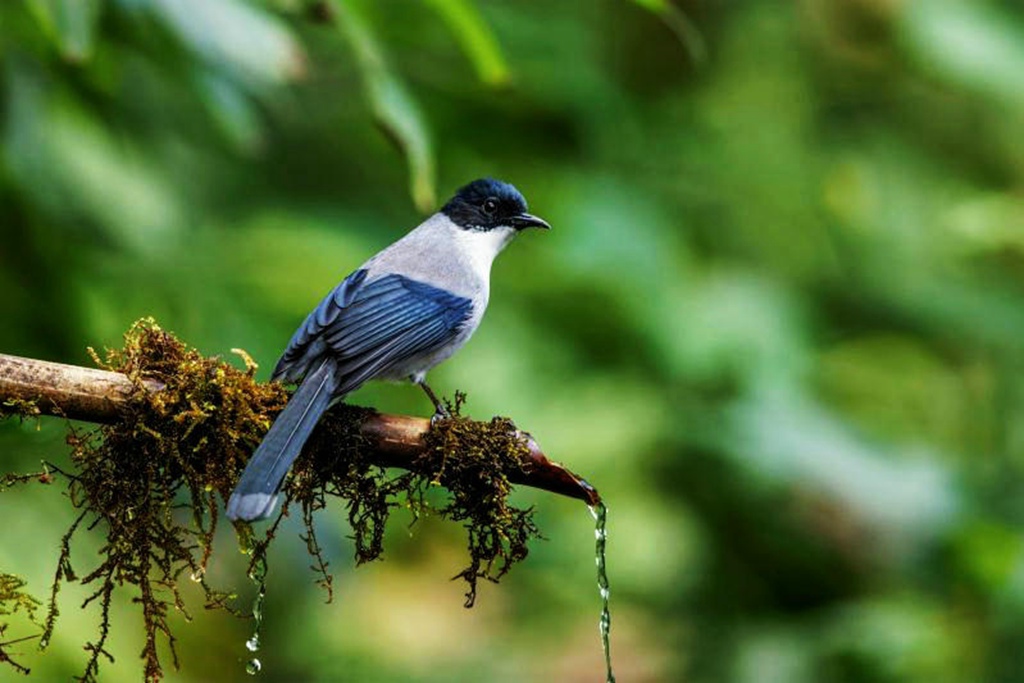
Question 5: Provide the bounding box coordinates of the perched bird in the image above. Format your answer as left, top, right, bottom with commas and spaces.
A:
226, 178, 550, 521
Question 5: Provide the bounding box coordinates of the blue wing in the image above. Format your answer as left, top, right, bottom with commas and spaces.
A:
272, 269, 473, 395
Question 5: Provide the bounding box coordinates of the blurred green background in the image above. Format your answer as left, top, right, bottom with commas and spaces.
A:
4, 0, 1024, 680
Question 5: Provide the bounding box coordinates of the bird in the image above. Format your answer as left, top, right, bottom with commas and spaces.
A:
226, 178, 550, 521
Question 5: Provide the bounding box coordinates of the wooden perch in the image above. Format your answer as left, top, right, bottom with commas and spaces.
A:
0, 353, 600, 505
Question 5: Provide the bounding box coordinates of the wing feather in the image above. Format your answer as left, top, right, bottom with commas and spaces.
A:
272, 269, 473, 391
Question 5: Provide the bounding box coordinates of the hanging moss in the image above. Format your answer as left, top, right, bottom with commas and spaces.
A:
420, 397, 541, 608
0, 573, 41, 675
288, 392, 542, 608
0, 318, 543, 681
43, 318, 289, 682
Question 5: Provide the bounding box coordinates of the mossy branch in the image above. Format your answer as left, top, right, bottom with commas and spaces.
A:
0, 353, 599, 506
0, 320, 600, 681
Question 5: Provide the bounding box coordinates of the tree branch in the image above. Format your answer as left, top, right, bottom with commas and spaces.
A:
0, 353, 599, 505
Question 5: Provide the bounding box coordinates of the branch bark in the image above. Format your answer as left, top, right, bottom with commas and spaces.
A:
0, 353, 599, 505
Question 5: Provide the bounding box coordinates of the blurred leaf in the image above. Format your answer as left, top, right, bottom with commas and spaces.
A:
217, 209, 373, 315
899, 0, 1024, 109
664, 270, 808, 386
334, 0, 436, 212
945, 193, 1024, 255
196, 72, 265, 153
628, 0, 707, 65
140, 0, 305, 87
25, 0, 102, 61
734, 627, 812, 683
817, 335, 967, 449
3, 62, 182, 254
820, 596, 977, 682
954, 521, 1023, 590
729, 387, 960, 552
423, 0, 511, 87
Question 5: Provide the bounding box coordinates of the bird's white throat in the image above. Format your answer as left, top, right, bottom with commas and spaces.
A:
452, 224, 517, 280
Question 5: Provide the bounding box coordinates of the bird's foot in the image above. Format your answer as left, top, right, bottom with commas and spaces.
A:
429, 406, 452, 427
419, 380, 452, 426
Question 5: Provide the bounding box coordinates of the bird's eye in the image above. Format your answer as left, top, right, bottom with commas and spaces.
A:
482, 198, 498, 215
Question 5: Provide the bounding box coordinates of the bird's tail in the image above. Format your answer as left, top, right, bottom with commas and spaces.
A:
226, 358, 339, 521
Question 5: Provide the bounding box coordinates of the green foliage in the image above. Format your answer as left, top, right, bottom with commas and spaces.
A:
331, 0, 437, 212
4, 0, 1024, 681
422, 0, 511, 87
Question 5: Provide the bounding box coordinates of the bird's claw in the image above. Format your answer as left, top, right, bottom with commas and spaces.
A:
429, 408, 451, 427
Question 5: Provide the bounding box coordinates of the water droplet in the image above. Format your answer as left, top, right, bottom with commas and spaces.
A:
245, 554, 267, 676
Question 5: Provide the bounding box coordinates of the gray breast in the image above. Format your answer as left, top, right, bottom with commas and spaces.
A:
362, 213, 489, 299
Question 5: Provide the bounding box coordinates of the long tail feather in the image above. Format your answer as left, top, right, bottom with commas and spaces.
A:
226, 359, 338, 521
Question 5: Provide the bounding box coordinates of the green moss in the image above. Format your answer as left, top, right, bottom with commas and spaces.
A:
0, 318, 544, 681
0, 398, 41, 422
0, 573, 41, 675
286, 393, 542, 608
420, 396, 540, 608
45, 318, 289, 681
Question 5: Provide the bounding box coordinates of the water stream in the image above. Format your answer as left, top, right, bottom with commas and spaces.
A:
589, 502, 615, 683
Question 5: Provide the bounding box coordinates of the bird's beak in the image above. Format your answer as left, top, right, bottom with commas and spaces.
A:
509, 212, 551, 231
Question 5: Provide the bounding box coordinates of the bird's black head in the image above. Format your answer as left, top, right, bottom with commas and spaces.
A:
441, 178, 551, 232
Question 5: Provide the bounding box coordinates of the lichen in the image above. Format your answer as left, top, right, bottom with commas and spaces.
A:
1, 318, 544, 681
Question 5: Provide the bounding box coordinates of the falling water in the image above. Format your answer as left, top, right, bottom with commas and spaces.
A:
244, 554, 267, 676
589, 502, 615, 683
